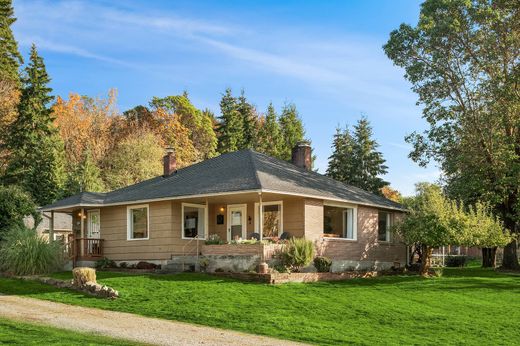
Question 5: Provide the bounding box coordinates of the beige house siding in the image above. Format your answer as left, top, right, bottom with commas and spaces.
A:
101, 201, 175, 261
317, 206, 406, 265
303, 198, 324, 241
94, 196, 404, 266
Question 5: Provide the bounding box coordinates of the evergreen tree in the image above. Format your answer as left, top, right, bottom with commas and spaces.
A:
350, 117, 388, 194
326, 126, 354, 182
0, 0, 22, 84
4, 44, 65, 205
256, 103, 282, 157
279, 103, 305, 160
65, 149, 105, 195
217, 88, 243, 153
237, 90, 256, 149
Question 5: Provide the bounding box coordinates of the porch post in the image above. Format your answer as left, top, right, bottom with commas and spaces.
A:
80, 208, 85, 256
259, 192, 263, 241
49, 211, 55, 242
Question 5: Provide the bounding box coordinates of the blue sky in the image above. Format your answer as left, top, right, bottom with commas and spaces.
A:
13, 0, 439, 196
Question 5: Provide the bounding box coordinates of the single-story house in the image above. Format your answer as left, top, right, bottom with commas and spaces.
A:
41, 142, 407, 272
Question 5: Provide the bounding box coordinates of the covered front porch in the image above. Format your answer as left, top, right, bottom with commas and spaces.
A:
46, 207, 104, 265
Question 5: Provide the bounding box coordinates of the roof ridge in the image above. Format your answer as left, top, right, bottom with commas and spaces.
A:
248, 150, 263, 189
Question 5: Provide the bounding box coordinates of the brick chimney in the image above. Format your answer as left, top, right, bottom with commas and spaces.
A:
163, 146, 177, 177
291, 141, 312, 171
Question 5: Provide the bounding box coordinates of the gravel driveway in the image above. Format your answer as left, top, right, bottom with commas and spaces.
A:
0, 295, 306, 346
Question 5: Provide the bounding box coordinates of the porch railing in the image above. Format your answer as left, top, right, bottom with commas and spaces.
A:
64, 237, 104, 265
182, 235, 200, 272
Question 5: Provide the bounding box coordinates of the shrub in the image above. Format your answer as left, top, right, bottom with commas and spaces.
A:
314, 256, 332, 273
205, 234, 223, 245
446, 255, 467, 267
119, 262, 128, 268
0, 225, 64, 275
0, 185, 39, 239
95, 257, 116, 269
432, 267, 444, 277
273, 262, 289, 273
278, 237, 315, 272
72, 267, 96, 286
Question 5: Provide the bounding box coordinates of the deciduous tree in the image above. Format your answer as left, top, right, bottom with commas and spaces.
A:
384, 0, 520, 269
151, 92, 217, 160
0, 0, 23, 174
103, 129, 163, 190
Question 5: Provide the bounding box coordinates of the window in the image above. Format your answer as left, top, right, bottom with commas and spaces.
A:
344, 209, 355, 239
127, 205, 149, 240
323, 205, 356, 240
378, 212, 392, 242
182, 203, 207, 239
255, 202, 283, 238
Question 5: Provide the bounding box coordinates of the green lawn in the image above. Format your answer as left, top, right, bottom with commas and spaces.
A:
0, 317, 144, 345
0, 268, 519, 345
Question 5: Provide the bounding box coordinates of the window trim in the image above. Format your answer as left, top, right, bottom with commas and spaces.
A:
342, 208, 357, 241
181, 202, 208, 240
254, 201, 283, 238
378, 211, 392, 243
127, 204, 150, 241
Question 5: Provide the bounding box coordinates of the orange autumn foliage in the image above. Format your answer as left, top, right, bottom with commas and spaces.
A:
52, 90, 117, 169
380, 186, 402, 202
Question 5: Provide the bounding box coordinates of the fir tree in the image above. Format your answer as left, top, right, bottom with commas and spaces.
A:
279, 102, 305, 160
65, 149, 105, 195
256, 103, 282, 157
350, 117, 388, 194
4, 44, 65, 205
237, 90, 256, 149
217, 88, 243, 153
0, 0, 23, 84
326, 126, 354, 182
327, 118, 388, 195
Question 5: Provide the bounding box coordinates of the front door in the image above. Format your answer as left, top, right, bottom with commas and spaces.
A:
87, 210, 100, 238
87, 210, 101, 255
227, 204, 247, 241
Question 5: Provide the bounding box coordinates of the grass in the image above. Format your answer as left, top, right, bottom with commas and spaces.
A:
0, 317, 144, 345
0, 266, 519, 345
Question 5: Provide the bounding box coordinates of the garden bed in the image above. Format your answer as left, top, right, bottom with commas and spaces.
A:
210, 270, 379, 284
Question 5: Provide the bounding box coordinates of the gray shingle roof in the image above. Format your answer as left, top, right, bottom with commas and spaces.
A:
41, 150, 405, 211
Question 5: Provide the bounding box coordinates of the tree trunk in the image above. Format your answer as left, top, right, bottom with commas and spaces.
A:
501, 239, 519, 270
481, 247, 497, 268
420, 245, 432, 276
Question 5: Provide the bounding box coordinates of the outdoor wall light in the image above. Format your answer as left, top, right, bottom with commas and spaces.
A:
219, 207, 225, 212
